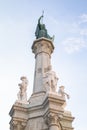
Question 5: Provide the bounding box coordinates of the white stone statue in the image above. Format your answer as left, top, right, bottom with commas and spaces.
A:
43, 69, 58, 92
17, 76, 28, 103
58, 86, 70, 99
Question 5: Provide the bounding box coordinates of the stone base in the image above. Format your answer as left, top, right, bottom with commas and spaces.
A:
9, 92, 74, 130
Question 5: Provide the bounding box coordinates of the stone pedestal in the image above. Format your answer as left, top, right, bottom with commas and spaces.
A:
9, 37, 74, 130
9, 102, 28, 130
9, 92, 74, 130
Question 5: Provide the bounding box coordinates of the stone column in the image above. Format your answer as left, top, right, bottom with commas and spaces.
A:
32, 38, 54, 94
46, 113, 61, 130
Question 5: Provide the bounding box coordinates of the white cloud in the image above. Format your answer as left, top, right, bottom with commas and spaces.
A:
62, 37, 87, 54
61, 13, 87, 54
80, 29, 87, 36
79, 14, 87, 24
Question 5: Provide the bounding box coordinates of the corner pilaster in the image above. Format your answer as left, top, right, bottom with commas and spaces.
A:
9, 102, 28, 130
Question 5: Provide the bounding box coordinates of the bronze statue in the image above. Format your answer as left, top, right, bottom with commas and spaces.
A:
35, 14, 54, 40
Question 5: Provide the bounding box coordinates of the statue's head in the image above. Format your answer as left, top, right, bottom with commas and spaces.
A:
59, 86, 64, 90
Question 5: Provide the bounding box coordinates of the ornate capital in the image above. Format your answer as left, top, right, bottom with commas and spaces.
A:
32, 38, 54, 57
45, 113, 62, 127
10, 119, 27, 130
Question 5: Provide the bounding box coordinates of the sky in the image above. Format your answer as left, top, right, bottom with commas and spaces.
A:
0, 0, 87, 130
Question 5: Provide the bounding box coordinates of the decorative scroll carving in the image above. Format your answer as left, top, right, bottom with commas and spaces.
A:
17, 76, 28, 104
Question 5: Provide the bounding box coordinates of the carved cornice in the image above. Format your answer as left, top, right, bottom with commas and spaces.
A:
43, 93, 65, 112
32, 37, 54, 50
9, 103, 28, 117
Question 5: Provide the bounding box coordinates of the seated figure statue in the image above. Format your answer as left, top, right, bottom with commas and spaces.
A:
35, 15, 54, 40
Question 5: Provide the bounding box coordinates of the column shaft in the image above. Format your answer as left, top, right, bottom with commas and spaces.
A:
49, 125, 59, 130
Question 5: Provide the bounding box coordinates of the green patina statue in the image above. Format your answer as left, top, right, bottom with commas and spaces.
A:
35, 14, 54, 41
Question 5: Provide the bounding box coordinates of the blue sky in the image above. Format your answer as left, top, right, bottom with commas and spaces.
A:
0, 0, 87, 130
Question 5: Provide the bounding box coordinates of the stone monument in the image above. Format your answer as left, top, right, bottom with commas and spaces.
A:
9, 15, 74, 130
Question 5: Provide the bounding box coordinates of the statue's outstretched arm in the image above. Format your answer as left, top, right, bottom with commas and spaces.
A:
38, 15, 43, 25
